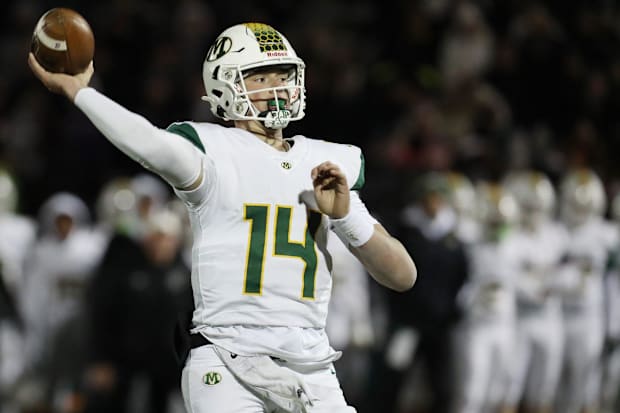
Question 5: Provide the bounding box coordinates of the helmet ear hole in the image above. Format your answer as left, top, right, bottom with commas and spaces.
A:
211, 90, 222, 97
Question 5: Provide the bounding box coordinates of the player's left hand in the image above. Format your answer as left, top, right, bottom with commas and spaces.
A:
311, 161, 349, 218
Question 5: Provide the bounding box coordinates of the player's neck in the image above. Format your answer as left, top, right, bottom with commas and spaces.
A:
236, 120, 289, 152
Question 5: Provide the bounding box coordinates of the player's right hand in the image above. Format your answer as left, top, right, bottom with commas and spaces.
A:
311, 161, 350, 219
28, 52, 93, 102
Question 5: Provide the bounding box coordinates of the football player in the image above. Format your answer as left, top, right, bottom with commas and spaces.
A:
502, 170, 568, 413
0, 168, 35, 413
28, 23, 416, 412
554, 169, 618, 413
451, 182, 520, 413
444, 171, 481, 245
19, 192, 106, 411
600, 191, 620, 413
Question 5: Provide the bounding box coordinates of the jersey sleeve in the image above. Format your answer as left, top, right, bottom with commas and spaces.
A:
166, 122, 206, 154
330, 143, 365, 191
73, 88, 203, 189
166, 121, 215, 207
351, 149, 366, 191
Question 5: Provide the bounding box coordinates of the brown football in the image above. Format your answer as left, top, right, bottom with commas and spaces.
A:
31, 8, 94, 75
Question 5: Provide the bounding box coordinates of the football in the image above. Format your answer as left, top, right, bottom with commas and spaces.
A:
31, 8, 94, 75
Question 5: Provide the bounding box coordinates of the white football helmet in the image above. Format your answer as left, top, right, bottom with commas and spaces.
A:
202, 23, 306, 129
503, 170, 555, 229
95, 177, 136, 231
0, 168, 18, 214
559, 168, 606, 226
476, 182, 519, 240
38, 192, 90, 237
444, 171, 477, 218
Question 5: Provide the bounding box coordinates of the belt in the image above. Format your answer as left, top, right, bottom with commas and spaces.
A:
190, 333, 214, 349
189, 334, 282, 361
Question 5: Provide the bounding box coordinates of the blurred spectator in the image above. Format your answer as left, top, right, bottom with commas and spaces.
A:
439, 2, 494, 89
83, 208, 192, 413
372, 172, 468, 413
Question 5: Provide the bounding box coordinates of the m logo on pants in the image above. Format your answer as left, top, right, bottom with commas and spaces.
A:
203, 371, 222, 385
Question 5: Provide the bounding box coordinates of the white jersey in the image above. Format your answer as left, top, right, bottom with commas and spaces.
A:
20, 228, 106, 366
459, 234, 519, 323
0, 213, 36, 292
511, 221, 569, 314
455, 215, 482, 245
167, 122, 365, 362
560, 217, 619, 313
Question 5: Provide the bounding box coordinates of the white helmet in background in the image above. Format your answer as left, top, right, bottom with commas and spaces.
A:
444, 171, 477, 219
560, 168, 606, 226
503, 170, 555, 229
38, 192, 90, 237
0, 168, 18, 214
202, 23, 306, 129
476, 181, 519, 240
95, 177, 137, 232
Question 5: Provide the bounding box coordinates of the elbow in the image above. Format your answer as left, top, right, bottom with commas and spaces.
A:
391, 262, 417, 292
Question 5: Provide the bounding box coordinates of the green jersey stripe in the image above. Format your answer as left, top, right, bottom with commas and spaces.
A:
351, 152, 365, 190
166, 123, 206, 154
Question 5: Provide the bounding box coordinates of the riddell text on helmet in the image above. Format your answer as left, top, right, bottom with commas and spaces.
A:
266, 51, 288, 57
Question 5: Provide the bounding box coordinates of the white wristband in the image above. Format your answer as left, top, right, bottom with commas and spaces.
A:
330, 210, 375, 247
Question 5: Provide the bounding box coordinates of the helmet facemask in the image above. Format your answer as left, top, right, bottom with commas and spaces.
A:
236, 64, 304, 129
203, 62, 305, 129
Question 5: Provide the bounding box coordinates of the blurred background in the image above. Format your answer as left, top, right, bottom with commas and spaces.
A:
3, 0, 620, 412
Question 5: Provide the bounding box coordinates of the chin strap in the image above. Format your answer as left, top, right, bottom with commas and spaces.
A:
259, 99, 291, 129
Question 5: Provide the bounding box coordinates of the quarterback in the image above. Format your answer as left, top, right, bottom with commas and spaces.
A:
28, 23, 416, 412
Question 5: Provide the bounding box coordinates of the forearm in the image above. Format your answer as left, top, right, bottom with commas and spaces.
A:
329, 192, 416, 291
74, 87, 202, 188
351, 225, 417, 292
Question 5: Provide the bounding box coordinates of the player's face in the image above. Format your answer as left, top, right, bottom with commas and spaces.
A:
243, 66, 295, 112
54, 214, 74, 240
422, 192, 444, 218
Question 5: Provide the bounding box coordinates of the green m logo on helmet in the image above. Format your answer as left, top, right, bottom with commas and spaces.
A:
206, 37, 232, 62
203, 371, 222, 385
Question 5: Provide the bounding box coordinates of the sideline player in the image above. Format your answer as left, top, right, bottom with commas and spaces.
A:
503, 171, 568, 413
28, 22, 416, 412
555, 169, 618, 413
451, 182, 520, 413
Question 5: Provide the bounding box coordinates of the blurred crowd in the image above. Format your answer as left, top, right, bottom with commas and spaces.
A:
2, 0, 620, 412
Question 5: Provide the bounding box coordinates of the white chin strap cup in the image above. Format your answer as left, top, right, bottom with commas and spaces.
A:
262, 109, 292, 129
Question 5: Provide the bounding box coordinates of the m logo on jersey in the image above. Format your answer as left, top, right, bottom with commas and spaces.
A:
203, 371, 222, 385
206, 37, 232, 61
281, 161, 292, 170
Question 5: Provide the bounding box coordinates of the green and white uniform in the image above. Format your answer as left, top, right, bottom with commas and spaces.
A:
168, 122, 366, 364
